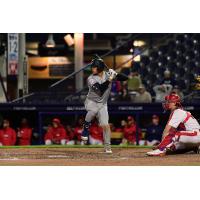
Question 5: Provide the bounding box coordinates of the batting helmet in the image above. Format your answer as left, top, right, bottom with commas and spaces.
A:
90, 58, 106, 73
163, 92, 182, 110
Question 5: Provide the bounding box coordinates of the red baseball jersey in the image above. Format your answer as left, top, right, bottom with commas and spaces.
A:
89, 124, 103, 141
0, 127, 16, 146
18, 127, 32, 145
44, 126, 68, 144
123, 124, 141, 143
73, 127, 83, 141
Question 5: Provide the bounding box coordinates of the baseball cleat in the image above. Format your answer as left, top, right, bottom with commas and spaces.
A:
81, 136, 88, 141
81, 129, 89, 142
104, 144, 112, 154
81, 121, 91, 142
104, 146, 112, 154
146, 149, 166, 156
105, 149, 112, 154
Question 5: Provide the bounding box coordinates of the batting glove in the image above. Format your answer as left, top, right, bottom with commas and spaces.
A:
108, 69, 118, 81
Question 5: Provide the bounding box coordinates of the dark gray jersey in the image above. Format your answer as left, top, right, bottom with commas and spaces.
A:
86, 71, 111, 104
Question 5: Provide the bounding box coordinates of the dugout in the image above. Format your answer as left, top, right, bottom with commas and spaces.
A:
0, 103, 200, 145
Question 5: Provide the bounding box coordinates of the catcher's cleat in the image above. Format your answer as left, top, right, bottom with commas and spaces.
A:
146, 149, 166, 156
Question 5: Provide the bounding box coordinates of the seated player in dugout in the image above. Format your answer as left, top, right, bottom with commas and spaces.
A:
145, 115, 163, 146
81, 56, 128, 153
120, 116, 142, 145
73, 117, 85, 145
44, 118, 69, 145
0, 119, 16, 146
147, 92, 200, 156
17, 118, 33, 146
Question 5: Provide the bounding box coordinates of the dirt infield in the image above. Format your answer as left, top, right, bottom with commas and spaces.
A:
0, 146, 200, 166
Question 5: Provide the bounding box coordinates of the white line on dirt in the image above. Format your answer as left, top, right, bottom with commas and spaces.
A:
0, 158, 20, 161
48, 155, 70, 158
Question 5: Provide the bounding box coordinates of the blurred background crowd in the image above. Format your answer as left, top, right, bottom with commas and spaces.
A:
0, 33, 199, 104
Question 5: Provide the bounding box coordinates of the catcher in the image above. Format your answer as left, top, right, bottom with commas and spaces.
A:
81, 56, 128, 153
147, 92, 200, 156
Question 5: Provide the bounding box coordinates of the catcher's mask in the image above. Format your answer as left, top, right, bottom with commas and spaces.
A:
90, 58, 106, 73
162, 92, 182, 110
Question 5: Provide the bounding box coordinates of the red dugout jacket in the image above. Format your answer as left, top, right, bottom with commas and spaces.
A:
44, 126, 68, 144
18, 127, 32, 145
0, 127, 16, 146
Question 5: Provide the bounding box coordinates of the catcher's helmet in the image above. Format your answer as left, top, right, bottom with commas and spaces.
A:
163, 92, 182, 110
90, 58, 106, 73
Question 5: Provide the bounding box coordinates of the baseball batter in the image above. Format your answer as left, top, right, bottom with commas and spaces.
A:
147, 92, 200, 156
81, 57, 128, 153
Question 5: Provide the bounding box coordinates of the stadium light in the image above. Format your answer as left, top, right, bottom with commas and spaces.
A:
64, 34, 74, 46
45, 33, 56, 48
133, 40, 145, 47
